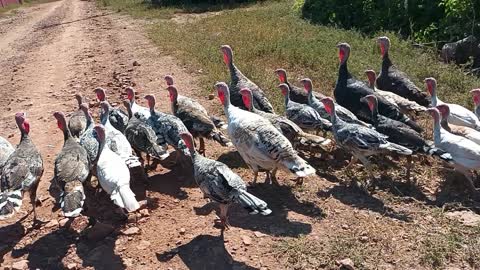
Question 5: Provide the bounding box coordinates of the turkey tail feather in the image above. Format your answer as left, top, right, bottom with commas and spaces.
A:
295, 131, 332, 152
236, 190, 272, 216
381, 143, 413, 155
423, 146, 453, 163
111, 185, 140, 212
211, 130, 232, 147
210, 116, 228, 130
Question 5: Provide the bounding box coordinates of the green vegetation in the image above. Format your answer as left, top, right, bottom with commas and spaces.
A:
301, 0, 479, 44
99, 0, 479, 114
0, 0, 57, 15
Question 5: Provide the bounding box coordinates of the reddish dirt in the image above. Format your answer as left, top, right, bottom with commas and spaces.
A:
1, 1, 480, 270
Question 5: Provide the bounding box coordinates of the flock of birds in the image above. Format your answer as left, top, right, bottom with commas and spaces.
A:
1, 36, 480, 230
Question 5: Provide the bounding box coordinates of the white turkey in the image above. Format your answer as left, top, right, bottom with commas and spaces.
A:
180, 132, 271, 229
215, 82, 315, 185
436, 104, 480, 145
427, 108, 480, 193
93, 124, 140, 212
100, 101, 141, 168
0, 136, 14, 173
94, 87, 129, 133
425, 77, 480, 130
0, 113, 44, 221
53, 111, 90, 217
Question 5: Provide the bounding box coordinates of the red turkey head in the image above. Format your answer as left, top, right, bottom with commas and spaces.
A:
363, 95, 377, 112
180, 132, 195, 155
336, 43, 351, 64
470, 89, 480, 105
220, 45, 233, 66
126, 87, 135, 102
278, 83, 290, 97
164, 75, 174, 86
53, 111, 66, 131
215, 82, 229, 106
275, 69, 287, 83
424, 78, 437, 96
300, 78, 313, 93
166, 85, 178, 103
15, 112, 29, 134
94, 87, 107, 101
239, 88, 253, 111
377, 36, 390, 58
93, 124, 106, 143
436, 104, 450, 119
364, 70, 376, 88
144, 95, 156, 110
320, 97, 335, 115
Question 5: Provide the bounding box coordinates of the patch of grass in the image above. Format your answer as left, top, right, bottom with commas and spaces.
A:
97, 0, 176, 19
0, 0, 57, 15
128, 0, 479, 115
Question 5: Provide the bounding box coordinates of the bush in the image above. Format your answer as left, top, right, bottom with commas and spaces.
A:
150, 0, 259, 7
301, 0, 479, 44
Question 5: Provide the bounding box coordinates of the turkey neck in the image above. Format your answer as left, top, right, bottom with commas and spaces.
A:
440, 117, 452, 132
59, 117, 72, 142
381, 51, 393, 74
337, 59, 351, 85
432, 115, 442, 143
283, 89, 290, 108
228, 62, 241, 84
370, 100, 380, 126
93, 134, 106, 165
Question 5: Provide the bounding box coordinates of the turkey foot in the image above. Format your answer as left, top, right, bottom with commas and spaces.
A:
214, 204, 230, 230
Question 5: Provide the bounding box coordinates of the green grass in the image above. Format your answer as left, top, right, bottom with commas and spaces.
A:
99, 0, 480, 114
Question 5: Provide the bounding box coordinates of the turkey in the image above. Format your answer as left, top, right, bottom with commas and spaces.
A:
94, 87, 129, 133
215, 82, 315, 184
144, 94, 190, 161
376, 36, 431, 107
274, 68, 323, 104
427, 108, 480, 193
126, 86, 150, 118
365, 70, 426, 116
165, 83, 232, 155
425, 77, 480, 130
123, 100, 169, 166
164, 75, 227, 130
320, 97, 412, 188
93, 124, 140, 212
436, 104, 480, 145
100, 101, 141, 168
279, 83, 332, 135
0, 112, 44, 221
180, 132, 271, 229
68, 94, 88, 138
360, 95, 452, 178
470, 89, 480, 119
334, 42, 423, 133
239, 88, 332, 152
0, 137, 14, 172
220, 45, 274, 113
53, 112, 90, 217
79, 103, 99, 163
300, 78, 370, 127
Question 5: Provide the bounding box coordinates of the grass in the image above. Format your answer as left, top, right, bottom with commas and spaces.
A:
99, 0, 480, 114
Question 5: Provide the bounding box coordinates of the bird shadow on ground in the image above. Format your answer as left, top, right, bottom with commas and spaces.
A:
432, 169, 480, 213
317, 184, 412, 222
10, 224, 125, 270
156, 233, 259, 270
217, 150, 249, 169
146, 167, 195, 201
194, 183, 323, 237
373, 174, 434, 204
0, 219, 27, 265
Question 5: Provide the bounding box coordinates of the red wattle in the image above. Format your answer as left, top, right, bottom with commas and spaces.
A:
339, 49, 345, 63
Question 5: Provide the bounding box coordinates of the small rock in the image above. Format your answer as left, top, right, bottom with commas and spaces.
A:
254, 231, 266, 238
242, 236, 252, 246
359, 236, 369, 242
173, 199, 180, 203
122, 227, 140, 235
133, 61, 140, 66
66, 263, 77, 270
341, 224, 349, 230
139, 209, 149, 217
337, 258, 355, 270
69, 216, 89, 234
11, 259, 29, 270
123, 258, 133, 267
208, 94, 215, 100
175, 240, 182, 245
59, 218, 69, 227
137, 240, 151, 250
179, 228, 186, 235
45, 219, 59, 228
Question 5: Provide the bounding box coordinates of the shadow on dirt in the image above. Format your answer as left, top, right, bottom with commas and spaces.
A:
194, 183, 323, 237
156, 233, 259, 270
